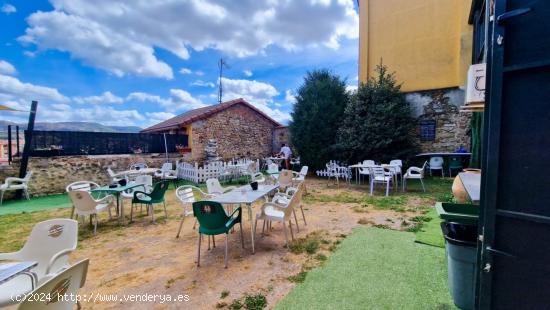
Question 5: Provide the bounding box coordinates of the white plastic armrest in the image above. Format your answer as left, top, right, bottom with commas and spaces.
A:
407, 167, 423, 174
46, 248, 75, 274
6, 178, 25, 186
0, 251, 20, 261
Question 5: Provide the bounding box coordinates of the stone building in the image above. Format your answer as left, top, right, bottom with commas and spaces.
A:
358, 0, 474, 152
141, 98, 289, 162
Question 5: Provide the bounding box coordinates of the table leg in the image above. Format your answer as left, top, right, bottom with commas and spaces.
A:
247, 203, 255, 254
118, 194, 126, 225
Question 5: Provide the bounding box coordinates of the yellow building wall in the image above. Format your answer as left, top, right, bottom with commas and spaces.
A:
358, 0, 473, 92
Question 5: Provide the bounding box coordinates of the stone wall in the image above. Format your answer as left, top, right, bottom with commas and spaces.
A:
0, 153, 186, 198
272, 126, 291, 154
190, 104, 276, 161
406, 87, 471, 152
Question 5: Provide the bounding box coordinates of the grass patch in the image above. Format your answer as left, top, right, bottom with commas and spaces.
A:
244, 293, 267, 310
288, 231, 326, 255
288, 271, 308, 283
414, 208, 445, 248
221, 290, 230, 299
304, 192, 362, 204
315, 253, 328, 262
275, 228, 455, 309
362, 195, 407, 211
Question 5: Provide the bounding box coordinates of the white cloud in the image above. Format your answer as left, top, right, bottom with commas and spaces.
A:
19, 11, 173, 79
38, 104, 146, 126
1, 4, 16, 14
127, 89, 207, 112
191, 80, 216, 88
195, 70, 205, 76
73, 91, 124, 104
243, 70, 253, 77
0, 60, 16, 75
220, 77, 290, 123
179, 68, 192, 75
284, 89, 295, 104
145, 111, 176, 125
19, 0, 358, 77
0, 74, 69, 103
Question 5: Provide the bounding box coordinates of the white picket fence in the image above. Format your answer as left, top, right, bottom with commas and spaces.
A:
177, 159, 259, 183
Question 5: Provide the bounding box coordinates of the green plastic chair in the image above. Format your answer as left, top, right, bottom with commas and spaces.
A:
193, 201, 244, 268
448, 156, 463, 177
131, 181, 170, 222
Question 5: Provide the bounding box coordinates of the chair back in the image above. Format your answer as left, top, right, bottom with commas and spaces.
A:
420, 161, 428, 177
17, 219, 78, 279
299, 166, 308, 178
135, 175, 153, 191
65, 181, 99, 193
363, 160, 375, 166
267, 163, 279, 174
176, 185, 208, 204
369, 166, 387, 179
278, 170, 293, 188
206, 178, 225, 195
18, 259, 89, 310
68, 191, 100, 213
389, 159, 403, 167
107, 167, 116, 178
160, 162, 173, 172
22, 171, 33, 183
149, 181, 170, 201
129, 162, 148, 170
283, 183, 303, 218
429, 156, 444, 169
192, 201, 229, 230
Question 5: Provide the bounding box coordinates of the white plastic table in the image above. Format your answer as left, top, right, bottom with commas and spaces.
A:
114, 168, 158, 178
458, 172, 481, 204
92, 182, 144, 225
0, 261, 38, 289
211, 184, 279, 254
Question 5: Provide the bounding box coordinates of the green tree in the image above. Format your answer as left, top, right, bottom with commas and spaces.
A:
289, 70, 348, 170
337, 64, 418, 164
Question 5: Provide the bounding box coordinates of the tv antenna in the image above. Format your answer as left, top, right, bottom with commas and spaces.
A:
218, 58, 230, 104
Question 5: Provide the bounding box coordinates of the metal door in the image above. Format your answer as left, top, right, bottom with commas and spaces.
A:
477, 0, 550, 308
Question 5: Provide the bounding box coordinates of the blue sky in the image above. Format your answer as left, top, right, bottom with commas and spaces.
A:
0, 0, 358, 127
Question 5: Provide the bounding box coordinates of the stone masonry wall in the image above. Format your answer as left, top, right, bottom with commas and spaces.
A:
272, 126, 291, 154
406, 87, 471, 152
0, 153, 186, 198
190, 104, 276, 162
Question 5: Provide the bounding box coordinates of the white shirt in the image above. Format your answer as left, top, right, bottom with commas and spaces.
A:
280, 146, 292, 159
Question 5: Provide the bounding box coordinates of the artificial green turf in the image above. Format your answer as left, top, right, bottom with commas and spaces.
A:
276, 228, 456, 310
415, 207, 445, 248
0, 194, 72, 215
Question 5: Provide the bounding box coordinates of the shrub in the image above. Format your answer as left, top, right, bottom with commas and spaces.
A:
336, 63, 419, 164
289, 69, 349, 170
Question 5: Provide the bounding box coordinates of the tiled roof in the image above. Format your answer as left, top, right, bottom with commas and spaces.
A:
141, 98, 282, 132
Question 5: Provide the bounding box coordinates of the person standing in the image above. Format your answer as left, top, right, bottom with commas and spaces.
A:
279, 144, 292, 170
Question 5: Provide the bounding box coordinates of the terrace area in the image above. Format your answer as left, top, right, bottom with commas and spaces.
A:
1, 171, 457, 309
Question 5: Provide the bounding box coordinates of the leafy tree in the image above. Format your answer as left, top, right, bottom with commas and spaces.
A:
336, 64, 418, 164
289, 70, 348, 170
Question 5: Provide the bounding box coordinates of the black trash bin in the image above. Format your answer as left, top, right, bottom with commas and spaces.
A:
441, 222, 478, 310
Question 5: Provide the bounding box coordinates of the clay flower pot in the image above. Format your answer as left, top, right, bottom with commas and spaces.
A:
452, 169, 481, 203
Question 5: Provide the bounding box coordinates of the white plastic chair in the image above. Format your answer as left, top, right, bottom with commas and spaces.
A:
429, 156, 445, 177
68, 191, 114, 234
206, 178, 237, 196
66, 181, 101, 219
175, 185, 213, 238
292, 166, 308, 182
18, 259, 89, 310
403, 161, 428, 192
389, 159, 403, 184
0, 219, 78, 307
0, 171, 32, 205
107, 167, 125, 183
369, 166, 392, 196
358, 161, 374, 184
129, 162, 148, 170
272, 186, 307, 229
250, 172, 266, 184
154, 162, 173, 178
255, 183, 303, 247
